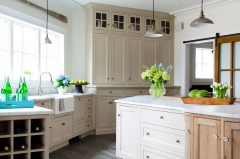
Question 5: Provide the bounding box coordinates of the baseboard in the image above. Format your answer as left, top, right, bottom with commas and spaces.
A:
80, 130, 95, 139
95, 128, 116, 135
50, 140, 69, 153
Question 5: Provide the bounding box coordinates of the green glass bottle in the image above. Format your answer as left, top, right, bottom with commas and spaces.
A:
19, 77, 28, 101
2, 76, 12, 101
16, 77, 22, 101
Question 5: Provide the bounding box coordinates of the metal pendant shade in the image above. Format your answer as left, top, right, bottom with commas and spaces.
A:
144, 0, 163, 38
190, 0, 214, 28
45, 0, 52, 44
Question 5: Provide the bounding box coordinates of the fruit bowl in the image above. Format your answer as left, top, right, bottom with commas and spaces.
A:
181, 97, 236, 105
71, 83, 89, 93
71, 83, 89, 85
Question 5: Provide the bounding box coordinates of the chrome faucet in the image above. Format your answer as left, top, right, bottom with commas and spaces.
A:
38, 72, 54, 96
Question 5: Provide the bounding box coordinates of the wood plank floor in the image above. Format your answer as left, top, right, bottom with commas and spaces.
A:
50, 134, 121, 159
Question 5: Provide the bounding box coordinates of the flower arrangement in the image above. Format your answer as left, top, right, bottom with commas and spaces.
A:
210, 82, 232, 98
141, 63, 173, 98
54, 75, 71, 89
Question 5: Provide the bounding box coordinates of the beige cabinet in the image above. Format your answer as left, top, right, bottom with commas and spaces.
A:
73, 120, 84, 136
185, 115, 191, 159
35, 100, 52, 128
94, 10, 110, 30
73, 97, 84, 120
52, 114, 72, 145
111, 12, 127, 32
128, 14, 143, 33
127, 36, 143, 85
159, 19, 173, 37
223, 122, 240, 159
192, 117, 221, 159
116, 105, 138, 159
144, 17, 159, 32
111, 34, 127, 85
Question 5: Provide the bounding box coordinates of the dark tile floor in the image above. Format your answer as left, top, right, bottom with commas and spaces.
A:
49, 134, 121, 159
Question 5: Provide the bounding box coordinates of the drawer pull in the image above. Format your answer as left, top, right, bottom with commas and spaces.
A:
213, 135, 219, 139
223, 137, 229, 142
146, 156, 149, 158
88, 107, 90, 109
88, 116, 90, 117
109, 102, 111, 104
167, 91, 169, 93
160, 116, 164, 119
118, 114, 120, 116
140, 91, 142, 93
185, 129, 190, 133
146, 132, 150, 135
112, 78, 114, 80
176, 140, 180, 143
62, 123, 65, 125
129, 78, 131, 80
41, 103, 44, 105
110, 91, 112, 93
107, 77, 109, 80
87, 125, 90, 127
78, 98, 81, 100
88, 99, 90, 101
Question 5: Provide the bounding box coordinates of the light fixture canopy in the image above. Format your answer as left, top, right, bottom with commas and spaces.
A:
45, 0, 52, 44
144, 0, 163, 38
190, 0, 214, 28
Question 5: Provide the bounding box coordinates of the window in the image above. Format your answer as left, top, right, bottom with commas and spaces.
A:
0, 14, 64, 80
195, 48, 213, 79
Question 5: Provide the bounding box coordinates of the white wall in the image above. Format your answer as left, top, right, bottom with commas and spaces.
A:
174, 5, 240, 93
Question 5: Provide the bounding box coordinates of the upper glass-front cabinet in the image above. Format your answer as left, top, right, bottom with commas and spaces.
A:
128, 15, 142, 33
145, 17, 158, 32
160, 19, 172, 36
94, 10, 110, 30
111, 13, 126, 32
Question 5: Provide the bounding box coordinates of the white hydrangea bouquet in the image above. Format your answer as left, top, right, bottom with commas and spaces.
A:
141, 63, 173, 98
210, 82, 232, 98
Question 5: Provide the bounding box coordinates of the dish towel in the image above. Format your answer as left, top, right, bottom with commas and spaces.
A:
59, 98, 65, 111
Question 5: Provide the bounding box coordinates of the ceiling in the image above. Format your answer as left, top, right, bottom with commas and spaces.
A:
74, 0, 216, 13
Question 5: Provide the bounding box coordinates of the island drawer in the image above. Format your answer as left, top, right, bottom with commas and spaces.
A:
84, 104, 92, 113
74, 97, 84, 102
35, 101, 51, 109
84, 121, 92, 132
84, 112, 92, 122
165, 88, 178, 95
124, 89, 149, 95
140, 108, 185, 128
140, 122, 185, 155
85, 96, 93, 104
97, 89, 123, 96
140, 145, 183, 159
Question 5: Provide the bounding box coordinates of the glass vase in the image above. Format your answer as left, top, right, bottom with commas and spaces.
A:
215, 89, 227, 98
149, 82, 166, 98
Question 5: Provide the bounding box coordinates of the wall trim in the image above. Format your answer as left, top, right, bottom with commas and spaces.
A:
0, 4, 68, 34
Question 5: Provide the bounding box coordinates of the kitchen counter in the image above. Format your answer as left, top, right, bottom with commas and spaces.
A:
0, 106, 53, 116
115, 95, 240, 118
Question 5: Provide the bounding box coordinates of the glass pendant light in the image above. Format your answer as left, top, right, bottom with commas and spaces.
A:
144, 0, 163, 38
190, 0, 214, 28
45, 0, 52, 44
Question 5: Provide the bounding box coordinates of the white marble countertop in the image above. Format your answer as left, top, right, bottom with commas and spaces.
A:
29, 93, 95, 101
0, 106, 53, 116
115, 95, 240, 118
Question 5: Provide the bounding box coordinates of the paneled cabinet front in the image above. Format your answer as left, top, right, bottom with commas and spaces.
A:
73, 97, 84, 120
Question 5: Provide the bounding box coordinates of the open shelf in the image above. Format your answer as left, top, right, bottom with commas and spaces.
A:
0, 138, 11, 154
0, 121, 11, 137
0, 155, 11, 159
31, 135, 44, 150
31, 119, 45, 134
30, 151, 44, 159
14, 153, 28, 159
14, 120, 28, 135
14, 137, 28, 152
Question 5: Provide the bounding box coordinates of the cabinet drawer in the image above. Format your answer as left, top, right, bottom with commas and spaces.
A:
85, 96, 93, 104
98, 89, 123, 96
124, 89, 149, 95
74, 97, 84, 102
141, 145, 183, 159
84, 104, 92, 113
73, 120, 84, 136
140, 108, 185, 128
35, 101, 51, 109
165, 88, 178, 95
84, 121, 92, 132
84, 113, 92, 122
141, 122, 185, 155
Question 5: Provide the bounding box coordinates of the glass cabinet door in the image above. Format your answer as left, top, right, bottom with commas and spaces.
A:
94, 10, 110, 30
160, 19, 172, 36
111, 13, 126, 32
128, 15, 142, 33
145, 17, 158, 32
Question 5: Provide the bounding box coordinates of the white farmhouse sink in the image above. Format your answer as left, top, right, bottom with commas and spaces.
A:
52, 95, 74, 115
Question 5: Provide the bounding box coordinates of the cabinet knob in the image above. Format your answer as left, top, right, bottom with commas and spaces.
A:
213, 135, 219, 139
88, 116, 90, 117
146, 156, 149, 158
185, 129, 190, 133
88, 107, 90, 109
140, 91, 142, 93
108, 24, 109, 26
176, 140, 180, 143
146, 132, 150, 135
223, 137, 229, 142
41, 103, 44, 105
62, 123, 65, 125
88, 125, 90, 127
78, 98, 81, 100
167, 91, 169, 93
160, 116, 164, 119
110, 91, 112, 93
88, 99, 90, 101
107, 77, 109, 80
118, 114, 120, 116
129, 78, 131, 80
112, 78, 114, 80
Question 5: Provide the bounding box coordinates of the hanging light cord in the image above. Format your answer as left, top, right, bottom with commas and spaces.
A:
46, 0, 48, 35
201, 0, 203, 12
153, 0, 154, 20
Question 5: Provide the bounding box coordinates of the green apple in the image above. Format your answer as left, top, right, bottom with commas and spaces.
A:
78, 80, 82, 84
74, 80, 79, 83
82, 80, 87, 84
70, 80, 74, 83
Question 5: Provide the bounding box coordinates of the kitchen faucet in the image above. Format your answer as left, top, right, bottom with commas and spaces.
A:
38, 72, 54, 96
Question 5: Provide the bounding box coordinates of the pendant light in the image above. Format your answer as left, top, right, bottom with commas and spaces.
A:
190, 0, 214, 28
45, 0, 52, 44
144, 0, 163, 38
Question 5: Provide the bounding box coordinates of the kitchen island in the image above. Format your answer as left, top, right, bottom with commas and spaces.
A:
115, 95, 240, 159
0, 106, 53, 159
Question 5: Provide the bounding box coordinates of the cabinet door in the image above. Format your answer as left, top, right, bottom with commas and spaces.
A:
111, 35, 126, 85
94, 10, 110, 30
193, 117, 221, 159
110, 97, 122, 127
159, 39, 173, 85
159, 19, 172, 36
185, 115, 191, 159
128, 36, 143, 85
73, 98, 84, 120
128, 15, 142, 33
35, 101, 52, 128
144, 38, 158, 85
111, 12, 126, 32
93, 33, 110, 85
52, 117, 63, 145
116, 105, 138, 159
62, 115, 72, 141
223, 122, 240, 159
144, 17, 158, 32
97, 97, 111, 128
73, 120, 84, 136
